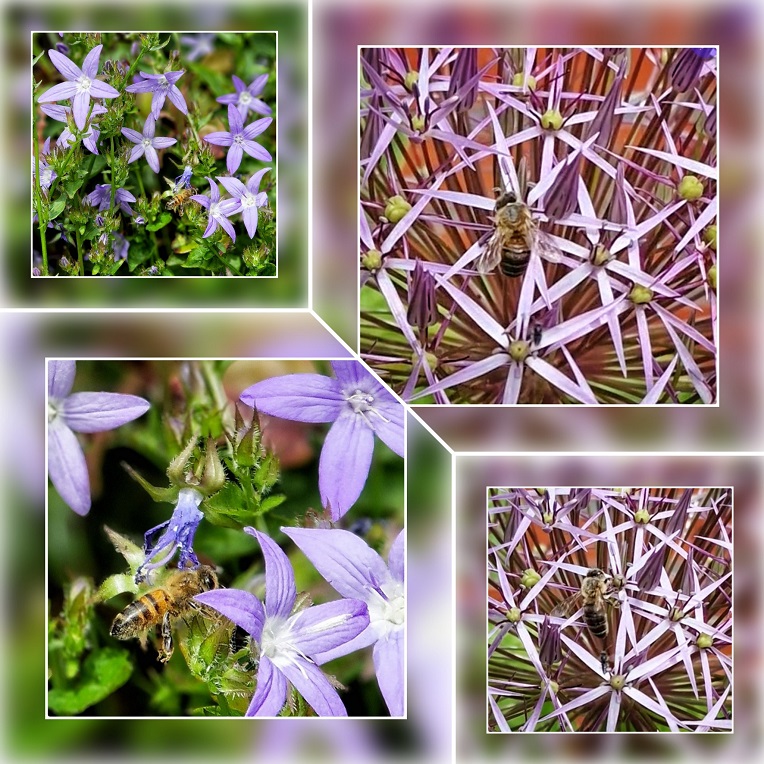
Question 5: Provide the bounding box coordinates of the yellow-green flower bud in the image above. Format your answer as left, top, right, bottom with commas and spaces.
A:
542, 511, 554, 525
404, 71, 419, 90
592, 243, 612, 267
703, 225, 717, 250
362, 250, 383, 272
512, 73, 537, 90
697, 633, 714, 649
508, 340, 531, 363
677, 175, 704, 201
411, 114, 426, 133
521, 568, 541, 589
541, 109, 563, 131
506, 607, 522, 623
707, 264, 717, 290
629, 285, 653, 305
634, 508, 650, 524
413, 350, 439, 371
384, 195, 411, 223
609, 674, 626, 690
545, 680, 559, 694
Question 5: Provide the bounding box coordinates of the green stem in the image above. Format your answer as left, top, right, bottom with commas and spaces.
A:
214, 243, 242, 276
32, 111, 48, 274
109, 137, 116, 216
75, 227, 84, 275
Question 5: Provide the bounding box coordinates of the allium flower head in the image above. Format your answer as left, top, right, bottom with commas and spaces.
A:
239, 360, 404, 520
125, 69, 188, 118
283, 527, 405, 715
216, 73, 272, 118
47, 361, 150, 515
195, 528, 370, 717
121, 115, 177, 173
37, 44, 119, 130
203, 104, 272, 174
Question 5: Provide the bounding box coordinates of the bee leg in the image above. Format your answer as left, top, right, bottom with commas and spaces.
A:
158, 611, 173, 663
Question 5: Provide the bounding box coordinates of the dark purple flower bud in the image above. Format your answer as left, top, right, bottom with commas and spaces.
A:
609, 164, 629, 226
543, 153, 581, 222
538, 616, 561, 666
33, 267, 41, 276
406, 259, 438, 333
665, 488, 692, 535
585, 60, 625, 150
95, 214, 104, 226
55, 42, 69, 55
669, 48, 714, 93
446, 48, 479, 111
635, 545, 666, 591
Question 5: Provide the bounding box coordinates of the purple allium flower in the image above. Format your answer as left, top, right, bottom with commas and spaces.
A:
239, 360, 404, 520
85, 184, 136, 217
190, 177, 240, 241
179, 33, 216, 62
121, 115, 177, 173
135, 488, 204, 582
203, 104, 272, 174
216, 74, 272, 119
217, 169, 270, 239
195, 528, 370, 717
125, 70, 188, 118
37, 44, 119, 130
47, 360, 150, 515
33, 137, 56, 192
283, 527, 405, 716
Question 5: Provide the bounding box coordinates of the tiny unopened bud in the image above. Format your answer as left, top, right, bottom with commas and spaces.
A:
629, 285, 653, 305
609, 674, 626, 690
677, 175, 704, 201
362, 250, 383, 272
545, 680, 559, 694
201, 438, 226, 494
703, 225, 717, 251
506, 607, 522, 623
521, 568, 541, 589
541, 109, 563, 131
542, 511, 554, 525
591, 243, 612, 267
384, 195, 411, 223
407, 259, 438, 333
634, 508, 650, 524
697, 633, 714, 649
707, 264, 717, 290
404, 71, 419, 90
670, 606, 685, 622
512, 72, 536, 90
508, 340, 531, 363
411, 114, 426, 133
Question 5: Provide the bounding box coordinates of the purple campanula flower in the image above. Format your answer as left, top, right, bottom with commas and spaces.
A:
121, 115, 177, 173
33, 137, 56, 192
203, 104, 272, 174
111, 232, 129, 262
47, 360, 150, 515
85, 184, 136, 217
179, 33, 216, 62
283, 527, 405, 716
190, 176, 240, 241
239, 360, 404, 520
37, 44, 119, 131
40, 100, 107, 155
216, 168, 270, 239
195, 528, 370, 717
173, 164, 193, 192
216, 73, 272, 119
125, 70, 187, 118
134, 488, 204, 583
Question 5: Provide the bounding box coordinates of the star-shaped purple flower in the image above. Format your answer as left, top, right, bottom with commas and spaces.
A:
203, 104, 272, 174
190, 177, 240, 241
195, 528, 370, 717
240, 360, 404, 520
217, 169, 269, 239
33, 138, 56, 193
40, 102, 107, 155
48, 360, 150, 515
85, 184, 136, 217
37, 44, 119, 131
283, 527, 405, 716
121, 115, 177, 173
216, 74, 272, 119
125, 70, 187, 119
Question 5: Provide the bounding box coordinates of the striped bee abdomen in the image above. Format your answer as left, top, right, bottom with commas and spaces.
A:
583, 604, 608, 639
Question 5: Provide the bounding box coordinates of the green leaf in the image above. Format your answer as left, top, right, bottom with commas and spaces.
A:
48, 648, 133, 715
64, 176, 86, 199
260, 494, 286, 514
48, 196, 67, 220
146, 212, 172, 232
183, 246, 213, 268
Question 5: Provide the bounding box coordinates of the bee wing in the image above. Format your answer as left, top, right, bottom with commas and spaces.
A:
551, 591, 581, 618
475, 231, 503, 274
533, 229, 563, 264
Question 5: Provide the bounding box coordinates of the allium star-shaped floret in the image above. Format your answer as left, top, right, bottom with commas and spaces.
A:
239, 360, 404, 520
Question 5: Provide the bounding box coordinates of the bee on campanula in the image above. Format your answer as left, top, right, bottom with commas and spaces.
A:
166, 186, 195, 214
163, 165, 195, 214
110, 565, 218, 663
476, 189, 562, 278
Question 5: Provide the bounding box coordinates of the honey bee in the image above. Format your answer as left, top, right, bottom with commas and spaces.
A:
165, 186, 195, 214
476, 189, 562, 278
110, 565, 218, 663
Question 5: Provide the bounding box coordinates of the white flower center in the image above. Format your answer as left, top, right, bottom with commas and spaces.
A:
241, 194, 257, 209
209, 201, 224, 219
345, 389, 390, 429
239, 91, 252, 105
159, 75, 169, 88
142, 138, 152, 149
48, 399, 61, 423
234, 134, 244, 145
367, 580, 405, 638
76, 75, 92, 93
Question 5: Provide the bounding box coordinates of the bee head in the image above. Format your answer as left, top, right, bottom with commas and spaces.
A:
494, 189, 517, 211
199, 567, 219, 592
586, 568, 604, 578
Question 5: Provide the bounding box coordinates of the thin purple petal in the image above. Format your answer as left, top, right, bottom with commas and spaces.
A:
190, 194, 210, 209
125, 79, 154, 94
194, 588, 265, 642
216, 94, 238, 106
72, 91, 90, 130
246, 656, 288, 716
167, 85, 188, 114
241, 141, 272, 163
142, 116, 155, 139
48, 360, 76, 399
278, 659, 348, 717
203, 131, 233, 147
242, 117, 272, 140
217, 215, 237, 242
61, 392, 150, 433
288, 599, 370, 656
282, 527, 389, 601
120, 127, 143, 143
247, 73, 268, 96
368, 400, 405, 458
374, 631, 404, 716
239, 374, 343, 423
227, 104, 243, 133
88, 80, 119, 99
216, 176, 247, 198
37, 81, 79, 102
127, 145, 145, 164
246, 168, 271, 193
151, 137, 177, 149
80, 44, 103, 79
320, 415, 375, 520
226, 144, 243, 174
48, 48, 83, 80
143, 145, 159, 172
48, 418, 90, 515
388, 530, 404, 584
242, 207, 258, 239
244, 528, 295, 619
232, 75, 247, 92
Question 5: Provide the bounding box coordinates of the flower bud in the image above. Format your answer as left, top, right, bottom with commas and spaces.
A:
707, 264, 717, 290
521, 568, 541, 588
697, 633, 714, 649
384, 195, 412, 223
512, 72, 536, 90
200, 437, 226, 494
411, 114, 426, 133
677, 175, 704, 201
508, 340, 531, 362
506, 607, 522, 623
629, 285, 653, 305
541, 109, 563, 131
362, 250, 383, 272
634, 508, 651, 524
404, 71, 419, 90
703, 225, 717, 251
